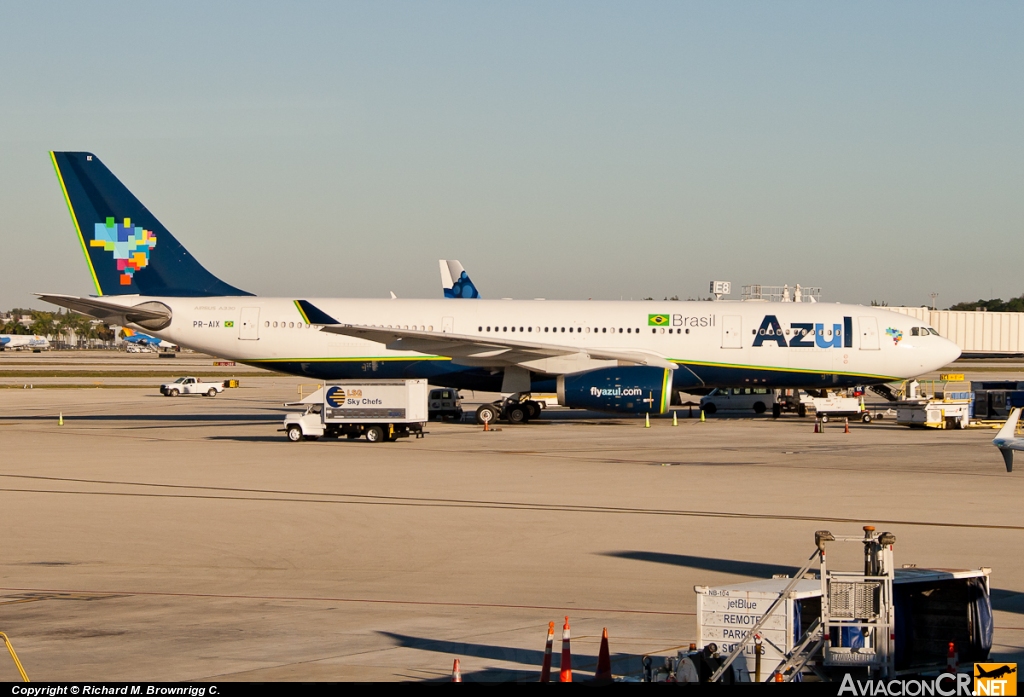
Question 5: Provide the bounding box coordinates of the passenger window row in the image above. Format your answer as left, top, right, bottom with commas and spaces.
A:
265, 321, 311, 329
476, 326, 692, 335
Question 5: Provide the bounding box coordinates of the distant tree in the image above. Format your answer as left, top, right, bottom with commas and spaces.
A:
870, 300, 889, 307
947, 294, 1024, 312
29, 311, 56, 338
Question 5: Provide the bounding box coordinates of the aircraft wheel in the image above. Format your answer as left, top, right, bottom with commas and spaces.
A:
507, 406, 527, 424
366, 426, 385, 443
475, 404, 497, 424
287, 426, 303, 442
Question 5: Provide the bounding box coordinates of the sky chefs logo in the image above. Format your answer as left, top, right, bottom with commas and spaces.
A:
753, 315, 854, 349
91, 217, 157, 286
325, 387, 346, 408
590, 386, 643, 398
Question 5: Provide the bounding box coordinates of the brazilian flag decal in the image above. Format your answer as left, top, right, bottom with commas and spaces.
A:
648, 314, 669, 326
224, 321, 235, 328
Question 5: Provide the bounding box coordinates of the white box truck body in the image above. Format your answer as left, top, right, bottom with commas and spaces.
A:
282, 379, 428, 443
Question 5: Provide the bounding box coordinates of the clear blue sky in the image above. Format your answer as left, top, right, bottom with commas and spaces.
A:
1, 2, 1021, 309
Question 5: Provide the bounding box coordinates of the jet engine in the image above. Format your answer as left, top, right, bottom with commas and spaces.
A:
557, 366, 673, 414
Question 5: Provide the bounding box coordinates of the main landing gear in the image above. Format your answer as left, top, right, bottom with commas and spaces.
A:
475, 394, 543, 425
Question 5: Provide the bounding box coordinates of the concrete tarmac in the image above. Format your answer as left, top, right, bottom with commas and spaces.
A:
0, 364, 1022, 681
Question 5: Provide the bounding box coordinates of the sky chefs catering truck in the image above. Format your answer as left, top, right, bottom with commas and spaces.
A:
282, 379, 428, 443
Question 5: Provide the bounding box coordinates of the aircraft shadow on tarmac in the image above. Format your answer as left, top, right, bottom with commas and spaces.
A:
606, 552, 1024, 615
379, 631, 633, 682
0, 413, 282, 423
991, 588, 1024, 615
603, 551, 799, 578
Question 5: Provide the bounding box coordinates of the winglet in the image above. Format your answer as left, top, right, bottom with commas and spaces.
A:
993, 407, 1021, 473
994, 408, 1021, 443
294, 300, 338, 325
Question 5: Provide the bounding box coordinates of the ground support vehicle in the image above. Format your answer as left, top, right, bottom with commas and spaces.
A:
699, 388, 775, 415
810, 394, 871, 423
896, 381, 973, 429
474, 395, 545, 425
428, 388, 463, 421
643, 528, 992, 683
771, 389, 811, 418
160, 376, 226, 397
282, 379, 427, 443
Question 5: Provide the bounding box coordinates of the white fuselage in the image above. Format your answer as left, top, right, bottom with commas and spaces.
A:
0, 335, 50, 350
102, 296, 961, 391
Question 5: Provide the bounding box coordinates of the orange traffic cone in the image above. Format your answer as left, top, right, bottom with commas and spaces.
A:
844, 418, 850, 434
559, 616, 572, 683
540, 621, 554, 682
595, 627, 612, 682
452, 658, 462, 682
945, 642, 958, 673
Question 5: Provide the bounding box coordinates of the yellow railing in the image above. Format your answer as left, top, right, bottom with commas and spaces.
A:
297, 383, 324, 399
0, 632, 29, 682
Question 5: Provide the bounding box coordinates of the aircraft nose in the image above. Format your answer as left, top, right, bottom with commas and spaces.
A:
938, 337, 961, 368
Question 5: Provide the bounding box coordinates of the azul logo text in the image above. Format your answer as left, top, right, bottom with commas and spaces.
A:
753, 315, 854, 349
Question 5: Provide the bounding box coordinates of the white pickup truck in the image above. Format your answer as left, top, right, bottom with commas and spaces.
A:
160, 376, 225, 397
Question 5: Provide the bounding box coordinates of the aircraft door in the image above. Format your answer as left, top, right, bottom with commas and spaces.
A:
859, 317, 880, 350
721, 315, 742, 349
239, 307, 260, 340
442, 316, 454, 333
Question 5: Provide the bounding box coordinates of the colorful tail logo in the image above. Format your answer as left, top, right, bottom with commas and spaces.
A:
91, 217, 157, 286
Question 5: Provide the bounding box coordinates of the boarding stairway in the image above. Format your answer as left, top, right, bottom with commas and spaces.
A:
710, 528, 897, 682
869, 384, 902, 402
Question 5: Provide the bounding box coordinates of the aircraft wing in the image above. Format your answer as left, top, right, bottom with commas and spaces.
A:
315, 323, 678, 371
992, 407, 1023, 472
38, 294, 172, 329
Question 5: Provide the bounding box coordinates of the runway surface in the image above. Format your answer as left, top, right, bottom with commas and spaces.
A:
0, 352, 1022, 681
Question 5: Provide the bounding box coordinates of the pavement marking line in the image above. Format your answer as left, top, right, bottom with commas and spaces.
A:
0, 586, 695, 616
0, 480, 1022, 532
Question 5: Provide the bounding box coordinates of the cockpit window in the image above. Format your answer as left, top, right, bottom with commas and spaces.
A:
911, 327, 920, 336
928, 328, 940, 336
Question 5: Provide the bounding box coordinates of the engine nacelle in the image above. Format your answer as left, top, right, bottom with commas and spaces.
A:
557, 366, 672, 414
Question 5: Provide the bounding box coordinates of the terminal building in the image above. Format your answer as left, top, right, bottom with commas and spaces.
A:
886, 306, 1024, 357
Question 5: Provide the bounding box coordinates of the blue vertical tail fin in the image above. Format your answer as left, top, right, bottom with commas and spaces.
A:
50, 151, 250, 297
439, 260, 481, 299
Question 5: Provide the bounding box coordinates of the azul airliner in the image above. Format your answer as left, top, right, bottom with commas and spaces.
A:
41, 152, 960, 422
